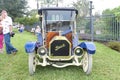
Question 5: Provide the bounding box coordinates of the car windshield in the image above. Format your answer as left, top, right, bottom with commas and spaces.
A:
45, 10, 76, 31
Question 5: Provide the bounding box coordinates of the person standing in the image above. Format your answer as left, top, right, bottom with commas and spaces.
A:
35, 25, 43, 46
18, 24, 24, 33
0, 16, 4, 53
1, 10, 18, 54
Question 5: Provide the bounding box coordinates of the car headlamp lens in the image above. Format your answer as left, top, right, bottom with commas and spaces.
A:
74, 47, 83, 56
40, 49, 45, 53
38, 47, 47, 56
76, 49, 80, 53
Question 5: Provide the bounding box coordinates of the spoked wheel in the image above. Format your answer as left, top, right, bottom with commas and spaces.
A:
82, 51, 92, 75
29, 53, 36, 75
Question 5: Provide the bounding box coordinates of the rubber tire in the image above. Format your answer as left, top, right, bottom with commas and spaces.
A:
82, 51, 92, 75
29, 53, 36, 75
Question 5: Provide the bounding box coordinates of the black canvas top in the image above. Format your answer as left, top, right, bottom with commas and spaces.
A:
38, 7, 78, 15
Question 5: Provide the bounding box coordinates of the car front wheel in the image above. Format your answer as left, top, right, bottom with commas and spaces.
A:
28, 53, 36, 75
82, 51, 92, 75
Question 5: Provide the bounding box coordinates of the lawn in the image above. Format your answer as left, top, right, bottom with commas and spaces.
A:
0, 30, 120, 80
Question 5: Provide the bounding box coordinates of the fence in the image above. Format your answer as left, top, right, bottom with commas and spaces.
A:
25, 22, 40, 32
77, 15, 120, 41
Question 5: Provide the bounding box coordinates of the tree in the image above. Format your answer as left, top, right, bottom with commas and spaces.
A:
14, 9, 39, 25
73, 0, 89, 17
102, 7, 120, 40
38, 0, 63, 7
15, 16, 39, 25
102, 9, 113, 15
72, 0, 89, 27
102, 6, 120, 20
27, 9, 37, 17
0, 0, 28, 19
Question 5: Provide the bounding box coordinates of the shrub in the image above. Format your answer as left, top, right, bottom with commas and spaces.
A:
107, 41, 120, 52
14, 16, 39, 25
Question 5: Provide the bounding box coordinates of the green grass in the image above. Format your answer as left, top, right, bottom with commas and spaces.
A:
0, 30, 120, 80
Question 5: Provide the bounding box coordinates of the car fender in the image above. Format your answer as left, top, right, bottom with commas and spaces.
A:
25, 42, 36, 53
78, 42, 96, 54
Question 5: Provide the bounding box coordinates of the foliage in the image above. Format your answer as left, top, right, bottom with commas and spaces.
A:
14, 9, 39, 26
112, 6, 120, 21
0, 0, 28, 19
27, 9, 38, 17
107, 41, 120, 52
72, 0, 89, 17
15, 16, 39, 25
102, 9, 114, 28
102, 7, 120, 41
0, 31, 120, 80
102, 6, 120, 21
94, 18, 107, 31
39, 0, 63, 7
72, 0, 89, 27
102, 9, 113, 15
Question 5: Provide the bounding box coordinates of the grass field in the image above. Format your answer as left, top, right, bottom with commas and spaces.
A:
0, 30, 120, 80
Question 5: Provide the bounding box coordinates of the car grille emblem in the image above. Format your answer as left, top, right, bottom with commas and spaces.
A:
55, 44, 65, 51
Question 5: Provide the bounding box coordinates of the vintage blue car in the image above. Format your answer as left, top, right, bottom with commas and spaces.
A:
25, 7, 96, 75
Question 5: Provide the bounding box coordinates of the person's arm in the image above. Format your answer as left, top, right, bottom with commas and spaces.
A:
0, 23, 2, 28
9, 17, 13, 33
9, 25, 12, 33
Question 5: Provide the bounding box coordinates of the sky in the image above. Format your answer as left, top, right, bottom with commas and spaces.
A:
91, 0, 120, 14
28, 0, 120, 14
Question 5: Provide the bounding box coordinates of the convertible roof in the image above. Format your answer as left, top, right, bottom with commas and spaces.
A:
38, 7, 78, 15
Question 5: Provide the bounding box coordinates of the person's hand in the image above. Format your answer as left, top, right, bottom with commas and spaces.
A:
10, 32, 15, 37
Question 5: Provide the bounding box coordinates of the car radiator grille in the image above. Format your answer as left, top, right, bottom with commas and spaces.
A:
50, 40, 70, 56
